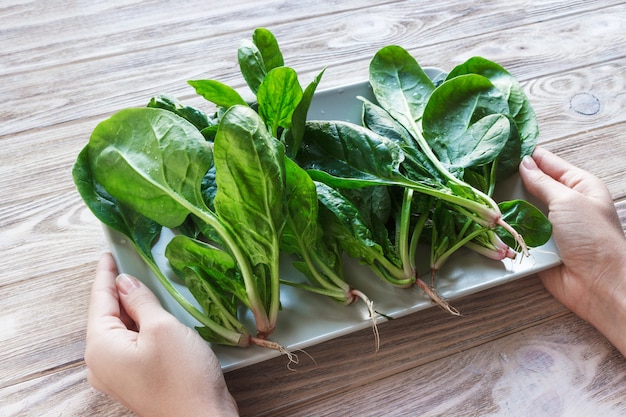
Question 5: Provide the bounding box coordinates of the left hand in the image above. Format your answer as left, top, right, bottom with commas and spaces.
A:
84, 253, 239, 417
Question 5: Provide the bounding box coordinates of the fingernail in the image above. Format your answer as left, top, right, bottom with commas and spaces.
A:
116, 273, 140, 295
521, 155, 537, 170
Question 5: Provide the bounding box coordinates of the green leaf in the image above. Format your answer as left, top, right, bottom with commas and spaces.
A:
252, 27, 284, 71
446, 114, 511, 171
238, 39, 266, 95
73, 145, 161, 257
164, 235, 250, 346
166, 235, 249, 310
360, 96, 440, 181
281, 157, 321, 254
213, 105, 286, 323
285, 68, 325, 158
188, 79, 248, 109
88, 108, 213, 228
496, 200, 552, 248
297, 120, 405, 188
316, 182, 382, 262
257, 66, 303, 136
74, 143, 247, 346
447, 56, 539, 158
422, 74, 511, 172
369, 45, 436, 128
147, 94, 213, 132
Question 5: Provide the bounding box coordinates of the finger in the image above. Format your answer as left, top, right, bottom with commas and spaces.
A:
115, 273, 172, 329
519, 152, 572, 205
530, 147, 611, 201
87, 253, 123, 330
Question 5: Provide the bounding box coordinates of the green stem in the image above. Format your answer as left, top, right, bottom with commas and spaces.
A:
311, 251, 350, 292
281, 280, 348, 303
368, 260, 415, 288
187, 204, 272, 334
431, 226, 489, 271
135, 248, 248, 347
398, 188, 415, 278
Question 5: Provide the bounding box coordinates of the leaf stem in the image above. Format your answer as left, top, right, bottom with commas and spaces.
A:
187, 204, 272, 333
135, 248, 249, 347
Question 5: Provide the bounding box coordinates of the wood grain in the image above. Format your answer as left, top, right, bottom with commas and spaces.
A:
1, 0, 625, 416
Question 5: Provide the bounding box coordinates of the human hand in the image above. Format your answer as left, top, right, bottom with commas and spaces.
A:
85, 253, 239, 417
519, 147, 626, 355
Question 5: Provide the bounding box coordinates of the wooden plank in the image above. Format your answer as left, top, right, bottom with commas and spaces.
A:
278, 314, 626, 417
2, 0, 616, 75
223, 276, 572, 416
0, 0, 391, 74
1, 2, 624, 136
0, 363, 131, 417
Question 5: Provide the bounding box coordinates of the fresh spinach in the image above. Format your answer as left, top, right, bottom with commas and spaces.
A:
74, 28, 554, 351
85, 106, 284, 339
73, 146, 249, 346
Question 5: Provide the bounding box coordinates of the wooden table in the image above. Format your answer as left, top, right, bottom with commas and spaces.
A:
2, 1, 625, 415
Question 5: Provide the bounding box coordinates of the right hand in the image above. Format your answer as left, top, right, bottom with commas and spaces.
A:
519, 147, 626, 355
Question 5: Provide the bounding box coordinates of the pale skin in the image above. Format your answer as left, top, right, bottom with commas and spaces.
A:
519, 147, 626, 356
84, 253, 239, 417
85, 147, 626, 415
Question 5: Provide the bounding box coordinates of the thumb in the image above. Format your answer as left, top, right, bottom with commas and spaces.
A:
115, 273, 169, 327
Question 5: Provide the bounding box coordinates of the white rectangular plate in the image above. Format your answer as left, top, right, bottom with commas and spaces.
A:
106, 74, 561, 372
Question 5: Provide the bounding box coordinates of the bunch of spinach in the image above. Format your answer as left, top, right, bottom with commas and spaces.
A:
187, 28, 378, 313
296, 45, 551, 311
74, 28, 379, 351
74, 27, 552, 353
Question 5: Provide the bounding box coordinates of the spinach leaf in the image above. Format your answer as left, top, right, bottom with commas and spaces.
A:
213, 104, 286, 333
147, 94, 213, 132
238, 28, 285, 95
281, 157, 354, 302
74, 145, 162, 257
369, 45, 435, 127
252, 27, 284, 72
316, 182, 414, 287
188, 79, 248, 109
165, 235, 251, 346
447, 56, 539, 158
285, 68, 325, 158
257, 66, 303, 137
422, 74, 511, 174
298, 120, 406, 188
73, 145, 248, 346
88, 108, 213, 229
238, 39, 267, 95
496, 200, 552, 248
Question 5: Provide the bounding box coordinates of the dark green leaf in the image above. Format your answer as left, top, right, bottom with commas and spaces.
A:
422, 74, 511, 174
369, 45, 435, 128
88, 108, 213, 228
285, 68, 325, 157
238, 39, 266, 95
166, 235, 249, 309
214, 105, 286, 270
497, 200, 552, 248
298, 120, 405, 188
447, 56, 539, 158
147, 94, 213, 132
73, 145, 161, 257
